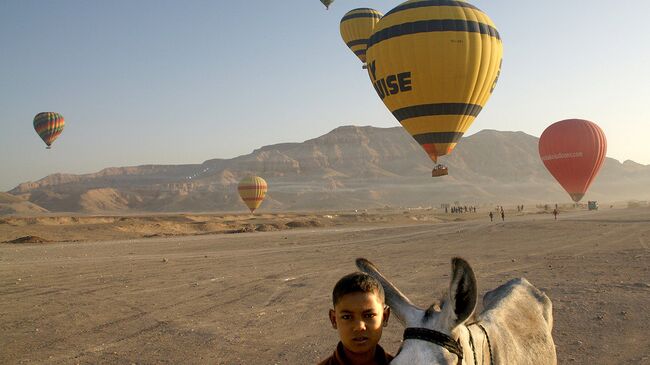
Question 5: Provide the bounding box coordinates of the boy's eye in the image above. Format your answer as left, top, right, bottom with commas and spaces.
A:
364, 313, 377, 319
341, 314, 351, 320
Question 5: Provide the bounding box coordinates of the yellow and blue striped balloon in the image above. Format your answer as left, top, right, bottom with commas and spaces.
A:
33, 112, 65, 149
366, 0, 503, 163
340, 8, 383, 64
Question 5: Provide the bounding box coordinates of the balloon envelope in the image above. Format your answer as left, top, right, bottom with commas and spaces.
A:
366, 0, 503, 163
538, 119, 607, 202
237, 176, 268, 213
320, 0, 334, 9
340, 8, 383, 64
33, 112, 65, 148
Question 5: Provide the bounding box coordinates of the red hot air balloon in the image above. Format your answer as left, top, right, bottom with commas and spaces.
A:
538, 119, 607, 202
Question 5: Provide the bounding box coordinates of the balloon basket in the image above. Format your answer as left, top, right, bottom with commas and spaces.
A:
432, 165, 448, 177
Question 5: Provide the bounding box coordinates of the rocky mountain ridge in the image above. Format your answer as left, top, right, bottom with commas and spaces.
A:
6, 126, 650, 213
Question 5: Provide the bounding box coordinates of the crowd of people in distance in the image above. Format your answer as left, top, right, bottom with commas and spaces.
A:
445, 205, 477, 214
443, 203, 560, 222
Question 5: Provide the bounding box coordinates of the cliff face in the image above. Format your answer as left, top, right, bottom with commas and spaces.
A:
7, 126, 650, 213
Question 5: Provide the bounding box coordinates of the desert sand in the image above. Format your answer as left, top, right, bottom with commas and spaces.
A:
1, 206, 649, 364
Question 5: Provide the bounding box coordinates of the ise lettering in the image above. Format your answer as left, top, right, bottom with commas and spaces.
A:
367, 60, 412, 100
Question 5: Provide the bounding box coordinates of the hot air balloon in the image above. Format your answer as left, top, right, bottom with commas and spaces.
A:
321, 0, 334, 10
538, 119, 607, 202
238, 176, 268, 213
340, 8, 383, 67
33, 112, 65, 149
365, 0, 503, 176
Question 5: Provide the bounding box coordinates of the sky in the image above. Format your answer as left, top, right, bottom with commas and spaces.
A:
1, 0, 649, 191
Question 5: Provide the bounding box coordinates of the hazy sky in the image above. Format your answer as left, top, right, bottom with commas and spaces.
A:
1, 1, 649, 191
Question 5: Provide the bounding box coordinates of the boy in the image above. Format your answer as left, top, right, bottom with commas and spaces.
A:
318, 272, 393, 365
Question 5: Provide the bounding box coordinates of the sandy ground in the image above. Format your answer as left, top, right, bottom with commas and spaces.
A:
0, 210, 449, 244
0, 207, 649, 364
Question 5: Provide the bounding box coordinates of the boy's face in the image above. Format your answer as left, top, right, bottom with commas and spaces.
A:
329, 291, 390, 355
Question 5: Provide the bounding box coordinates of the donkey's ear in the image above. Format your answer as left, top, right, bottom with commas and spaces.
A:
448, 257, 477, 325
356, 258, 424, 326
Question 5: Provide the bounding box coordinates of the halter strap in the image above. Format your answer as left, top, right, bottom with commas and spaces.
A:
477, 323, 494, 365
403, 323, 494, 365
467, 325, 478, 365
466, 322, 494, 365
403, 327, 464, 360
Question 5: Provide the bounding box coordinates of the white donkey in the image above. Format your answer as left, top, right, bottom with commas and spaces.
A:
356, 258, 556, 365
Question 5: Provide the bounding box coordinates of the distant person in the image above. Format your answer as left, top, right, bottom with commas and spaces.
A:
489, 211, 494, 222
445, 206, 448, 214
501, 210, 505, 221
319, 272, 393, 365
553, 209, 558, 220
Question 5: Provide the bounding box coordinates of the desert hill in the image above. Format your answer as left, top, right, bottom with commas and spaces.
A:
0, 192, 49, 215
6, 126, 650, 213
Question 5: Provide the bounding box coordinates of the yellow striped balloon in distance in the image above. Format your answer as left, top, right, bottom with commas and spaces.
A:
366, 0, 503, 164
33, 112, 65, 149
237, 176, 268, 213
340, 8, 383, 64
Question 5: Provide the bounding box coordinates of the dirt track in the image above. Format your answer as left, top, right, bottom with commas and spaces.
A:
1, 207, 649, 364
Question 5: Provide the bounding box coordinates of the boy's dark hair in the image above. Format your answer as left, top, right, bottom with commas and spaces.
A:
332, 272, 385, 307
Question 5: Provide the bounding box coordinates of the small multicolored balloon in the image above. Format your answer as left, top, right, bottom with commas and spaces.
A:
33, 112, 65, 149
320, 0, 334, 10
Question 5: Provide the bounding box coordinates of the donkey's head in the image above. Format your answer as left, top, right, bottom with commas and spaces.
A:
356, 257, 477, 365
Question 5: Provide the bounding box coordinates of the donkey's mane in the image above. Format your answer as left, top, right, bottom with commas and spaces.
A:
423, 292, 480, 323
423, 301, 441, 320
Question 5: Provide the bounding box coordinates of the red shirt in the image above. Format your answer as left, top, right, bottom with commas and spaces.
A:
317, 342, 394, 365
